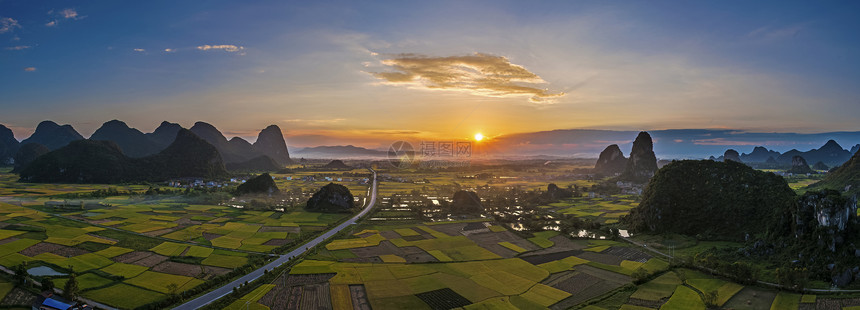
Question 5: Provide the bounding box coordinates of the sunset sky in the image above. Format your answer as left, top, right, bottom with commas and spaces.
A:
1, 1, 859, 151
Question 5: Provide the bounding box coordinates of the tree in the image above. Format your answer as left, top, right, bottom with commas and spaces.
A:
13, 262, 29, 286
166, 283, 179, 297
41, 277, 55, 292
631, 268, 649, 284
702, 290, 719, 308
63, 272, 79, 300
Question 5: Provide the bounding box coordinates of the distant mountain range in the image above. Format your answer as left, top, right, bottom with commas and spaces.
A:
710, 140, 857, 166
19, 129, 228, 183
188, 122, 291, 164
21, 121, 85, 150
485, 129, 860, 159
3, 124, 860, 166
0, 120, 292, 171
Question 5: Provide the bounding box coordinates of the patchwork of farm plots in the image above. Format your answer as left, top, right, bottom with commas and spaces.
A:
233, 221, 675, 310
541, 196, 640, 224
376, 166, 597, 194
0, 201, 263, 309
0, 171, 148, 197
29, 198, 350, 254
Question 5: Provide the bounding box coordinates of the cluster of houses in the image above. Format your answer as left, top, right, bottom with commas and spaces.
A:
33, 293, 92, 310
615, 181, 644, 195
44, 201, 110, 211
772, 171, 815, 177
167, 178, 246, 189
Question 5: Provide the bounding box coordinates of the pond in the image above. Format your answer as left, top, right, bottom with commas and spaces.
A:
27, 266, 66, 277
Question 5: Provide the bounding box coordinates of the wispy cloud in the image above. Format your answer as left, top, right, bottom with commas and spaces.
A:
23, 67, 36, 72
283, 118, 347, 125
5, 45, 30, 50
60, 8, 80, 19
0, 17, 21, 34
197, 44, 245, 54
45, 8, 85, 27
370, 53, 565, 104
748, 24, 805, 40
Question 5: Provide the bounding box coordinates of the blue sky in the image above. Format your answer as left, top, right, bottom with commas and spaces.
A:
1, 1, 859, 151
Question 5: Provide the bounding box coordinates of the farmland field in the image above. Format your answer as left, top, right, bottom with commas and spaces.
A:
272, 219, 676, 310
0, 169, 367, 309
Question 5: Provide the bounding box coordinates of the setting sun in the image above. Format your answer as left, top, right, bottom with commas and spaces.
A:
474, 133, 484, 141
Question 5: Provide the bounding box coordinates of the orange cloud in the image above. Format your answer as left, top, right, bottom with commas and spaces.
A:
371, 52, 565, 103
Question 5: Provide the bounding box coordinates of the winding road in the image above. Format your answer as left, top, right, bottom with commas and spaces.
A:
174, 168, 378, 310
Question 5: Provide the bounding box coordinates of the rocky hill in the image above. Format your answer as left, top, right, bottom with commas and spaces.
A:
145, 129, 228, 180
306, 183, 355, 213
787, 155, 815, 174
740, 146, 781, 163
811, 148, 860, 195
542, 183, 573, 201
20, 121, 84, 150
593, 144, 626, 175
190, 121, 248, 163
236, 173, 280, 195
777, 140, 852, 166
723, 149, 742, 163
323, 160, 351, 169
253, 125, 291, 165
11, 143, 50, 173
450, 190, 483, 215
226, 155, 281, 172
189, 122, 290, 165
19, 129, 227, 183
623, 160, 796, 240
618, 132, 658, 183
0, 124, 19, 165
90, 120, 162, 157
812, 161, 829, 171
146, 121, 183, 148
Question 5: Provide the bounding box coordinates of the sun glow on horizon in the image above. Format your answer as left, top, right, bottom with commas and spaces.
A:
474, 133, 484, 141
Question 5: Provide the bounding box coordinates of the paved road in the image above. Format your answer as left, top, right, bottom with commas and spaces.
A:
174, 169, 378, 310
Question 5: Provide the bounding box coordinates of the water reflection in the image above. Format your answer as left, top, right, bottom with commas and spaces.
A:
28, 266, 66, 277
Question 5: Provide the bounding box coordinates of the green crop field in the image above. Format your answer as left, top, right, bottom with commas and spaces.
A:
770, 291, 801, 310
202, 253, 248, 268
101, 262, 149, 278
125, 271, 204, 294
53, 273, 114, 291
224, 284, 275, 310
631, 272, 682, 301
93, 246, 134, 258
661, 285, 705, 310
0, 279, 13, 301
84, 283, 165, 309
527, 231, 558, 248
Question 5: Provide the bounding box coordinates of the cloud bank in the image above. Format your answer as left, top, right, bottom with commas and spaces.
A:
371, 53, 564, 103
